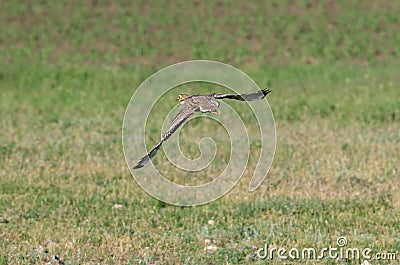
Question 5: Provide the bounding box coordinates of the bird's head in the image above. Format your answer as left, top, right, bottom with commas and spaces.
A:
177, 94, 190, 103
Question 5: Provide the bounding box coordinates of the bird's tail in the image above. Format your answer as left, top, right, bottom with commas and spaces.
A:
133, 141, 163, 169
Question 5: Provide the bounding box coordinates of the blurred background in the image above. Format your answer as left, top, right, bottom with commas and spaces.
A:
1, 1, 399, 264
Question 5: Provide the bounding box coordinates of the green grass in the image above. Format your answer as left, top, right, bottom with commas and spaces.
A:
1, 1, 399, 264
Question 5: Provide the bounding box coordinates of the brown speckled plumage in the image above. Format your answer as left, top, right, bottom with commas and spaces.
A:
133, 89, 271, 169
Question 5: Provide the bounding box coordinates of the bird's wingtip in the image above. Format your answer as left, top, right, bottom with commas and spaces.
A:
261, 88, 271, 98
262, 88, 271, 93
132, 155, 149, 169
132, 145, 161, 170
132, 163, 143, 169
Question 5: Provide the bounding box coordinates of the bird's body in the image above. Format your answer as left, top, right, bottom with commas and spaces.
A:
179, 94, 220, 113
133, 89, 271, 169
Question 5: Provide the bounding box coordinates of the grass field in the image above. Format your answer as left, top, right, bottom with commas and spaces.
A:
1, 1, 399, 264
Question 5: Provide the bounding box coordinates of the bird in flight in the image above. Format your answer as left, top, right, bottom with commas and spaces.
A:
133, 89, 271, 169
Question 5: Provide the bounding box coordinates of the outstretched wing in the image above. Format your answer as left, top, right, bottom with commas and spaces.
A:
133, 106, 195, 169
213, 88, 271, 101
